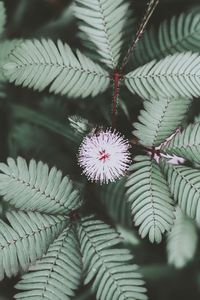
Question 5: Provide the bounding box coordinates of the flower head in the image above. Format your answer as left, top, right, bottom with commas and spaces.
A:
78, 129, 131, 184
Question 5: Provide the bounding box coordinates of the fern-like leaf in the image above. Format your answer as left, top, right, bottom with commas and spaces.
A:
161, 160, 200, 223
0, 1, 6, 37
162, 122, 200, 164
125, 52, 200, 100
133, 97, 190, 147
0, 157, 82, 215
132, 9, 200, 68
167, 207, 198, 269
3, 39, 110, 97
126, 155, 175, 243
0, 211, 66, 280
78, 216, 147, 300
74, 0, 130, 69
15, 225, 82, 300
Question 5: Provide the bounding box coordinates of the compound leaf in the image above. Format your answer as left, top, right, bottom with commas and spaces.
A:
126, 155, 175, 243
125, 52, 200, 100
133, 97, 190, 147
132, 9, 200, 68
161, 160, 200, 224
74, 0, 130, 69
0, 210, 66, 280
163, 122, 200, 164
0, 157, 82, 215
4, 39, 110, 98
78, 216, 147, 300
15, 225, 82, 300
167, 207, 198, 269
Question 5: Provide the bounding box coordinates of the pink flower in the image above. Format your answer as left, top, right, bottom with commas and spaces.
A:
78, 129, 131, 184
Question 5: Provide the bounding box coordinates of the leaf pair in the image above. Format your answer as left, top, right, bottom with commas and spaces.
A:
126, 94, 200, 243
3, 3, 200, 102
0, 157, 147, 300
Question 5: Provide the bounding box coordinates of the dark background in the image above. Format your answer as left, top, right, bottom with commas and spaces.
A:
0, 0, 200, 299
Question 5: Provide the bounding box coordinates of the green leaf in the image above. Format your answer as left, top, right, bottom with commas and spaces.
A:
3, 39, 110, 97
0, 157, 82, 215
126, 155, 175, 243
78, 216, 147, 300
0, 210, 66, 280
161, 160, 200, 223
0, 40, 23, 81
167, 207, 198, 269
74, 0, 130, 69
0, 1, 6, 37
133, 97, 190, 147
132, 9, 200, 68
125, 52, 200, 100
15, 225, 82, 300
162, 122, 200, 164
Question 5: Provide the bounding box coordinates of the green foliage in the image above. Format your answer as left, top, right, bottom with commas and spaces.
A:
133, 97, 190, 147
132, 8, 200, 68
74, 0, 130, 69
1, 1, 200, 299
163, 121, 200, 164
161, 160, 200, 223
126, 155, 174, 243
0, 157, 82, 214
78, 216, 147, 300
167, 207, 198, 269
4, 39, 110, 98
0, 156, 146, 299
15, 225, 82, 300
0, 210, 67, 280
125, 52, 200, 100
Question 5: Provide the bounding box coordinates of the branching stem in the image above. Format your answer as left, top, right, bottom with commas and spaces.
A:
121, 0, 159, 71
111, 0, 159, 128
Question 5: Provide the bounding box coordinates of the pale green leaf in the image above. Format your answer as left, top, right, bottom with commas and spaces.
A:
125, 52, 200, 100
167, 207, 198, 269
133, 97, 190, 147
78, 216, 147, 300
161, 160, 200, 224
15, 225, 82, 300
3, 39, 110, 98
132, 9, 200, 68
126, 155, 175, 243
0, 157, 82, 215
0, 211, 66, 280
74, 0, 130, 69
163, 122, 200, 164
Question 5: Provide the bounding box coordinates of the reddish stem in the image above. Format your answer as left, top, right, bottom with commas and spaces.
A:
111, 0, 159, 128
121, 0, 159, 71
112, 70, 122, 128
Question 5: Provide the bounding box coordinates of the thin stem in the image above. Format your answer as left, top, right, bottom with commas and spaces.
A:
121, 0, 159, 71
111, 1, 159, 128
112, 70, 121, 128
